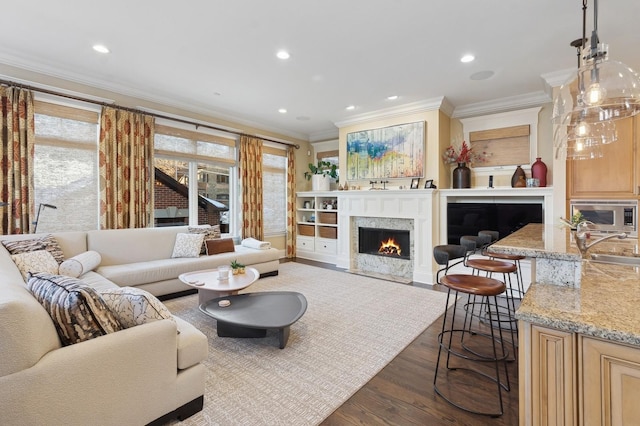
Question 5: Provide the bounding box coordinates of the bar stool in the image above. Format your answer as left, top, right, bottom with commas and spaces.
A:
433, 245, 467, 285
434, 274, 510, 417
460, 235, 519, 360
479, 230, 526, 300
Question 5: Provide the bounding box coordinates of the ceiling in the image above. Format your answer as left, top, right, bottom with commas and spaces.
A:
1, 0, 638, 142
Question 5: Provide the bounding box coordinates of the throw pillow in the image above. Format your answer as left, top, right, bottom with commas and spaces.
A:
205, 238, 235, 255
171, 233, 205, 258
188, 225, 222, 254
59, 250, 102, 278
99, 287, 176, 329
27, 273, 123, 346
2, 234, 65, 264
10, 250, 59, 280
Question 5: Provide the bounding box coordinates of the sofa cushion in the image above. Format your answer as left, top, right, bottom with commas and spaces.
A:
27, 273, 123, 346
171, 233, 205, 258
59, 250, 102, 278
99, 287, 176, 328
96, 248, 279, 288
189, 225, 221, 254
174, 316, 209, 370
2, 234, 65, 264
205, 238, 235, 255
77, 270, 119, 292
10, 250, 59, 280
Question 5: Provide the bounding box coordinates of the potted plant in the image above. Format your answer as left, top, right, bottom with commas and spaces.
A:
304, 160, 338, 191
230, 259, 245, 274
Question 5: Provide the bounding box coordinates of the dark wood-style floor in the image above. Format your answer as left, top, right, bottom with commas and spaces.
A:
291, 259, 519, 426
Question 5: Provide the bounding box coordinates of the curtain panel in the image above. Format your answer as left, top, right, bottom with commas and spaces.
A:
239, 135, 263, 240
0, 87, 35, 234
99, 107, 155, 229
286, 145, 296, 258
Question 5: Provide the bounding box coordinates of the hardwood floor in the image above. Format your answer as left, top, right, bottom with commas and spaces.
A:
291, 259, 519, 425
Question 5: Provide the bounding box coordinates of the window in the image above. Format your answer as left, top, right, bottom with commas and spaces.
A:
33, 101, 99, 232
154, 124, 236, 232
318, 150, 339, 180
263, 146, 287, 235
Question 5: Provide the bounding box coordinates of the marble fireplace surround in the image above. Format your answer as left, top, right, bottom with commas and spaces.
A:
351, 217, 414, 281
336, 190, 437, 284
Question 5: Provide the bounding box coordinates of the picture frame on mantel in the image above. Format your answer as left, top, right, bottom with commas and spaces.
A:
410, 178, 420, 189
424, 179, 435, 189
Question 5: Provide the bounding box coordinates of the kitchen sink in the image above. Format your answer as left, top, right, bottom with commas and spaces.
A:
589, 253, 640, 266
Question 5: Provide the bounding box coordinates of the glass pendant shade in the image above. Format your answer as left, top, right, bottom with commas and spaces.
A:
553, 113, 616, 160
553, 53, 640, 125
552, 0, 640, 159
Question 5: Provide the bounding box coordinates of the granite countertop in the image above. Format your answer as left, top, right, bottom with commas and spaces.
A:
491, 224, 640, 346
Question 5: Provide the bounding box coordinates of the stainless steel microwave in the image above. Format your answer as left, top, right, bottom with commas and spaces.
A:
570, 200, 637, 236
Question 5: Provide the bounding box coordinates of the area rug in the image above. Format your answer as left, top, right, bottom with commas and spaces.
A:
163, 262, 450, 426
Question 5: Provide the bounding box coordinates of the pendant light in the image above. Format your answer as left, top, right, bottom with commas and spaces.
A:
552, 0, 640, 159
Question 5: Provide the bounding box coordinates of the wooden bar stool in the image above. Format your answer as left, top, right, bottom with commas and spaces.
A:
460, 235, 519, 360
479, 230, 526, 300
434, 274, 510, 417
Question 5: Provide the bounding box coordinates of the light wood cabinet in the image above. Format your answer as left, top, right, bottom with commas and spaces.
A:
567, 116, 637, 200
296, 191, 338, 262
519, 321, 577, 425
581, 336, 640, 426
520, 322, 640, 426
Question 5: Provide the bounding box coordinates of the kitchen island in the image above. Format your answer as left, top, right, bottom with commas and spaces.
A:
490, 223, 640, 426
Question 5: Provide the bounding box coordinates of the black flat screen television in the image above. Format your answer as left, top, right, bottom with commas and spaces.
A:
447, 202, 543, 245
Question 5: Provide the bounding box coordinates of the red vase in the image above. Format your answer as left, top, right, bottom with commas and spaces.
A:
531, 157, 547, 187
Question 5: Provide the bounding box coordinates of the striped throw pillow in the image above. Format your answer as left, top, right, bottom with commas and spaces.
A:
27, 273, 123, 346
2, 234, 65, 264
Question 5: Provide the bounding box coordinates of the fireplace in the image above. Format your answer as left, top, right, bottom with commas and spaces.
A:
359, 227, 410, 260
350, 216, 415, 282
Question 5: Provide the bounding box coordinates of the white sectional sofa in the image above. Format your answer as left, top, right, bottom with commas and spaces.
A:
0, 226, 280, 425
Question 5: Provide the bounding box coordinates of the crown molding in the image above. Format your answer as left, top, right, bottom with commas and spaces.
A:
333, 96, 449, 128
451, 91, 551, 119
0, 51, 309, 142
541, 68, 574, 95
309, 128, 339, 143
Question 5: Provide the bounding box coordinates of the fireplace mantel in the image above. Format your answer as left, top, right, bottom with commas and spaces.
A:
336, 189, 437, 283
299, 187, 553, 284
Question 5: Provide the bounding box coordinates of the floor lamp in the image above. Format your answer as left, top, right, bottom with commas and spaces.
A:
33, 203, 57, 233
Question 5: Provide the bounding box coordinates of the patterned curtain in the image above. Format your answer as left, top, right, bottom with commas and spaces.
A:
239, 135, 263, 240
0, 87, 35, 234
286, 145, 296, 258
99, 107, 155, 229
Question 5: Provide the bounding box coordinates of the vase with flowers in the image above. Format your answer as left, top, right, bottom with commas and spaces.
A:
442, 140, 488, 189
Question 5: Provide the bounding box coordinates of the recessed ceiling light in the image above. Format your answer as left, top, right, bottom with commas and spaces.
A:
345, 105, 356, 110
276, 50, 290, 60
387, 95, 399, 100
460, 54, 475, 63
92, 44, 110, 54
278, 108, 287, 114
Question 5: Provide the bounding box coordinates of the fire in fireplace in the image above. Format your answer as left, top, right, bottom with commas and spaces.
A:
359, 227, 410, 260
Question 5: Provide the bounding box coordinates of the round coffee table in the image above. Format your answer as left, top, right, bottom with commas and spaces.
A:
200, 291, 307, 349
179, 266, 259, 304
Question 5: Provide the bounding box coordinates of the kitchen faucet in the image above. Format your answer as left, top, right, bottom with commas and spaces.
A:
574, 221, 627, 258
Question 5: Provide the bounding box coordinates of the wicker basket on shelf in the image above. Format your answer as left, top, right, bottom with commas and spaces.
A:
298, 224, 315, 237
318, 226, 337, 239
318, 211, 337, 224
